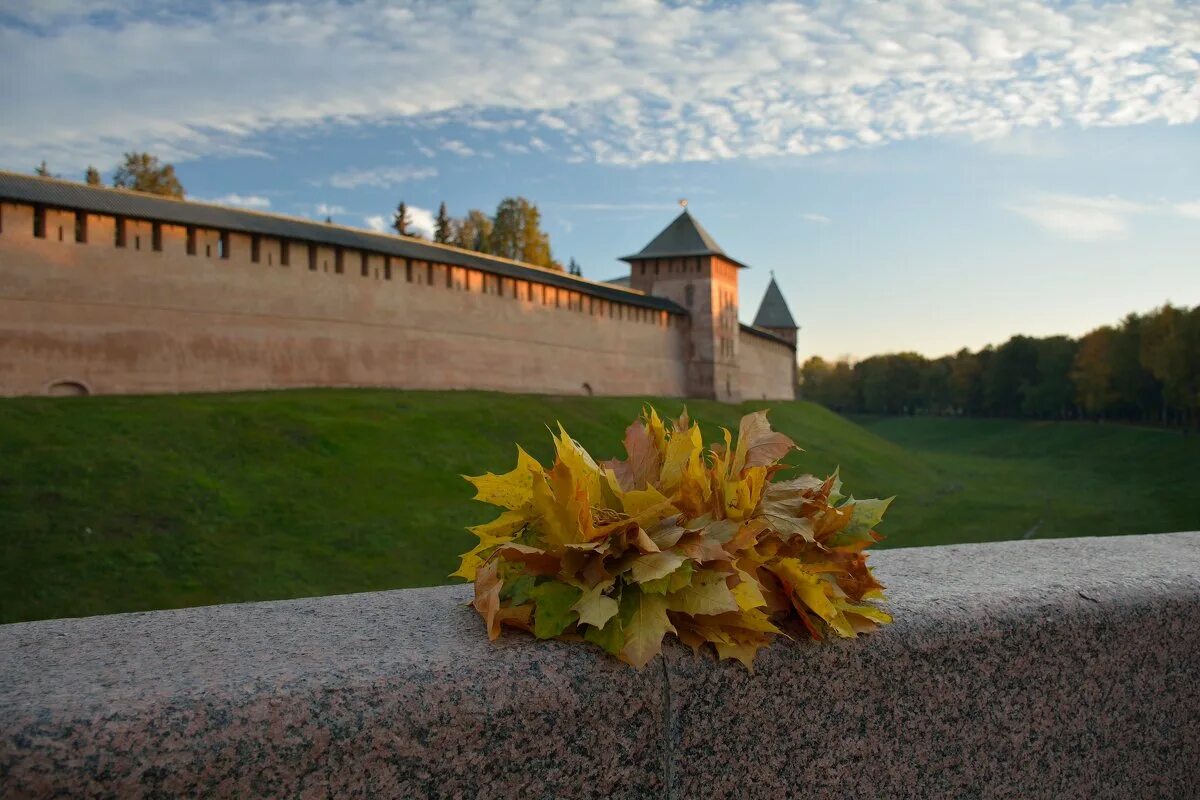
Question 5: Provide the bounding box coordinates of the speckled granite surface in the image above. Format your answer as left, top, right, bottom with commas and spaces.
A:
2, 532, 1198, 799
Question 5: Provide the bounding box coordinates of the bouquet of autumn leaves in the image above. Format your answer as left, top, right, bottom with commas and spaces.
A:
454, 408, 893, 669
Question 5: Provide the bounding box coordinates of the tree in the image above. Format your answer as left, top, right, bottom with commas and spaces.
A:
325, 216, 333, 224
1071, 327, 1118, 418
112, 152, 184, 197
568, 257, 582, 276
1021, 336, 1077, 419
34, 161, 52, 177
490, 197, 558, 269
85, 166, 102, 186
984, 336, 1040, 417
392, 201, 410, 236
453, 210, 493, 254
434, 202, 452, 244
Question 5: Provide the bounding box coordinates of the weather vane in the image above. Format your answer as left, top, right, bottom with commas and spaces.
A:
679, 198, 688, 209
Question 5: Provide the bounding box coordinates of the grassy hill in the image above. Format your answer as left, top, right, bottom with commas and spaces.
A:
2, 390, 1198, 623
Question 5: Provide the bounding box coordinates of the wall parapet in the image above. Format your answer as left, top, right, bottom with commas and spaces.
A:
2, 532, 1198, 798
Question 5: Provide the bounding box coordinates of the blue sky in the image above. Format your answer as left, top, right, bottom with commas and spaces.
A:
2, 1, 1197, 361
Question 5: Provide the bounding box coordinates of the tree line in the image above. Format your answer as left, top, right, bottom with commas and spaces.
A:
36, 154, 581, 275
801, 304, 1200, 429
392, 197, 578, 273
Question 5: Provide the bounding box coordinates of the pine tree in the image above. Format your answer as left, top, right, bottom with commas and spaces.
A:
568, 258, 582, 276
85, 166, 102, 185
34, 161, 51, 177
325, 216, 333, 224
435, 202, 452, 244
393, 201, 410, 236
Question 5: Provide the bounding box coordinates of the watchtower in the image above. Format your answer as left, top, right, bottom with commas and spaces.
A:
622, 206, 745, 401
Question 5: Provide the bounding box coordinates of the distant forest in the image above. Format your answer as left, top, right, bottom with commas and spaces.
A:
801, 304, 1200, 428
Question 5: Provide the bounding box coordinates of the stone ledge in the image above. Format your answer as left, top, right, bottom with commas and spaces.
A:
2, 532, 1198, 799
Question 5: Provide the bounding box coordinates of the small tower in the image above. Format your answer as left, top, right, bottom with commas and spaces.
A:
622, 207, 746, 402
753, 274, 800, 394
752, 274, 799, 346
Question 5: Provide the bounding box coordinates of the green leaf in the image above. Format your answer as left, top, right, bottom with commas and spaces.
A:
500, 574, 537, 605
584, 615, 625, 656
529, 582, 582, 639
827, 496, 893, 546
640, 561, 694, 595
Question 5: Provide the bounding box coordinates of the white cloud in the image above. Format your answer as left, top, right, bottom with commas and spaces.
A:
315, 203, 345, 216
800, 212, 831, 224
440, 140, 476, 157
199, 193, 270, 209
1175, 201, 1200, 220
1009, 192, 1200, 241
327, 166, 437, 190
406, 206, 436, 239
2, 1, 1199, 170
363, 207, 435, 238
1008, 194, 1152, 241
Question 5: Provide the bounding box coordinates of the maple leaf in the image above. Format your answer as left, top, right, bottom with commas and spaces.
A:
619, 589, 676, 669
472, 559, 503, 641
665, 571, 739, 616
529, 582, 582, 639
572, 581, 620, 629
734, 410, 797, 472
463, 446, 543, 510
630, 551, 688, 583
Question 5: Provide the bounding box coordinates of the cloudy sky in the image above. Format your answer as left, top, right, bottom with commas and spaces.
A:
2, 0, 1197, 360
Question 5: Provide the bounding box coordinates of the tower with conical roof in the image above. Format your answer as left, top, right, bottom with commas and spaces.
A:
622, 209, 746, 401
752, 274, 799, 346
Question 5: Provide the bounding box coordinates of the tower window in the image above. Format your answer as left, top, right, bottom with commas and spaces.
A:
251, 235, 261, 263
152, 223, 162, 252
280, 240, 290, 266
218, 231, 229, 259
334, 248, 344, 274
114, 217, 126, 247
383, 255, 391, 280
186, 226, 197, 255
32, 206, 46, 238
74, 211, 87, 243
361, 251, 369, 277
309, 246, 317, 271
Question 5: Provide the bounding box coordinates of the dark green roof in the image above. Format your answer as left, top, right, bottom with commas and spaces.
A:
752, 277, 797, 329
621, 210, 748, 268
0, 171, 685, 315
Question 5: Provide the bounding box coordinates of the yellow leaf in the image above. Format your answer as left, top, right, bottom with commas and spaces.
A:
463, 446, 543, 510
572, 581, 619, 628
619, 590, 676, 669
554, 423, 604, 507
731, 570, 767, 610
468, 509, 529, 539
630, 551, 688, 583
451, 532, 511, 581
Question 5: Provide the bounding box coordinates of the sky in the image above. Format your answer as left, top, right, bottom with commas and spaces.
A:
1, 0, 1197, 362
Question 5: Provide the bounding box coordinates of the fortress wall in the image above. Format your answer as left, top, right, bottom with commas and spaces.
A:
0, 202, 688, 398
738, 328, 796, 400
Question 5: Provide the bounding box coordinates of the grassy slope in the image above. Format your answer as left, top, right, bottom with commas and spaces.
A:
2, 390, 1198, 623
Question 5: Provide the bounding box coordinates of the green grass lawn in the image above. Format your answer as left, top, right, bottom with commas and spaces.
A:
2, 390, 1198, 623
